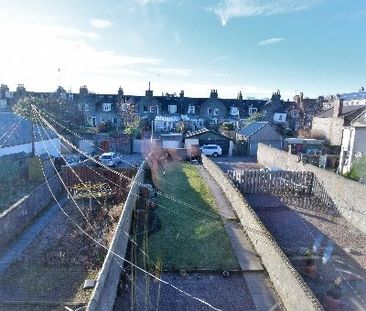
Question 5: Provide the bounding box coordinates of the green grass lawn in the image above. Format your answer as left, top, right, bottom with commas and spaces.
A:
147, 162, 239, 271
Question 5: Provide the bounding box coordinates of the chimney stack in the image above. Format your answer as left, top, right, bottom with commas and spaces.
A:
145, 81, 153, 97
333, 96, 343, 117
210, 89, 218, 99
79, 85, 88, 96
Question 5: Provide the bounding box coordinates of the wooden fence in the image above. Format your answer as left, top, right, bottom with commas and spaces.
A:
61, 166, 136, 201
228, 169, 339, 214
228, 170, 314, 195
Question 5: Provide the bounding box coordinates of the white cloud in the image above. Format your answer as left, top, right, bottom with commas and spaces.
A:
0, 21, 160, 92
134, 0, 167, 5
258, 37, 285, 46
212, 0, 320, 26
148, 67, 192, 77
90, 19, 114, 29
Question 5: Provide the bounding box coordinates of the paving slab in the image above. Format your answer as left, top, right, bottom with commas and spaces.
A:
198, 166, 263, 271
224, 221, 263, 271
244, 272, 282, 311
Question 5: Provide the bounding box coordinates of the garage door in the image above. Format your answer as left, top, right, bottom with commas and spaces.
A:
249, 142, 258, 156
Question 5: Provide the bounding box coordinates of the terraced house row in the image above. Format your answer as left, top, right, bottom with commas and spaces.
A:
0, 83, 323, 133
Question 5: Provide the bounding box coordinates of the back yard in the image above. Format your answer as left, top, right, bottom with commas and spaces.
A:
148, 162, 239, 271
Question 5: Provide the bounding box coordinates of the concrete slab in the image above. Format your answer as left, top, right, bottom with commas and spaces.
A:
198, 166, 237, 220
244, 272, 282, 311
224, 221, 263, 271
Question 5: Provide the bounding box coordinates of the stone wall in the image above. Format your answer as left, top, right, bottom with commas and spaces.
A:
0, 174, 63, 251
202, 155, 324, 311
312, 116, 343, 145
87, 160, 146, 311
257, 143, 366, 234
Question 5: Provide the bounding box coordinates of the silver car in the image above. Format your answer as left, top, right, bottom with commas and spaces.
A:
200, 144, 222, 157
99, 152, 121, 167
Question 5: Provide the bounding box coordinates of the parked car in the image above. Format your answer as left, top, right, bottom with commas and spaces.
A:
200, 144, 222, 157
98, 152, 121, 167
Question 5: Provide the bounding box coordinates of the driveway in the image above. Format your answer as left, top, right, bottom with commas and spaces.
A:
116, 153, 145, 168
211, 156, 261, 173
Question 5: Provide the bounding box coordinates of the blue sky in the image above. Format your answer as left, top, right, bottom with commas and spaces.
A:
0, 0, 365, 99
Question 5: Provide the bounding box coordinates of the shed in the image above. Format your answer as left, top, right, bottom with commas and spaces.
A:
160, 133, 183, 149
184, 128, 231, 156
238, 122, 283, 156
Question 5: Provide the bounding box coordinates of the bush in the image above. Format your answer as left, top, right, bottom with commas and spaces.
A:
28, 157, 43, 182
346, 156, 366, 182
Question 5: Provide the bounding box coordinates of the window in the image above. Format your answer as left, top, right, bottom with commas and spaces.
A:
188, 105, 195, 114
214, 108, 219, 116
230, 106, 239, 116
150, 106, 156, 113
103, 103, 112, 112
168, 105, 177, 114
279, 115, 283, 121
86, 116, 96, 127
0, 99, 7, 108
113, 118, 118, 124
143, 105, 147, 113
207, 108, 212, 115
249, 106, 257, 116
84, 103, 89, 111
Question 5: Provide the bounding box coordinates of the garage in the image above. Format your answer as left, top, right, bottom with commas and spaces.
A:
184, 128, 231, 156
238, 122, 283, 156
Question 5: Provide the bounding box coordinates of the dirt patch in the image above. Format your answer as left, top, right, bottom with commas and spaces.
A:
0, 198, 124, 310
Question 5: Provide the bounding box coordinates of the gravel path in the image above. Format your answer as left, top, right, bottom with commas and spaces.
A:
246, 193, 366, 311
114, 271, 257, 311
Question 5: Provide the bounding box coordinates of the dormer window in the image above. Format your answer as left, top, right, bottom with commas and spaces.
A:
230, 107, 239, 116
249, 106, 257, 116
188, 105, 195, 114
103, 103, 112, 112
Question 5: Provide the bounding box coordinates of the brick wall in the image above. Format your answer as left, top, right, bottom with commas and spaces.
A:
257, 143, 366, 234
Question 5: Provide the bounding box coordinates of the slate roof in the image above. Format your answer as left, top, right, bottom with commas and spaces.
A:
0, 112, 57, 148
340, 91, 366, 101
316, 105, 365, 119
238, 121, 268, 137
185, 128, 230, 140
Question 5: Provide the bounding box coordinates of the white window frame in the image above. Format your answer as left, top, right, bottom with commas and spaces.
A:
103, 103, 112, 112
168, 105, 177, 114
230, 106, 239, 116
84, 103, 89, 111
207, 108, 212, 115
214, 108, 219, 116
249, 107, 257, 116
150, 106, 156, 113
188, 105, 195, 114
87, 116, 96, 127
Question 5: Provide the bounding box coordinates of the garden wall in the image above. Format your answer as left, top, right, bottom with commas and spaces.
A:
0, 174, 63, 251
202, 155, 324, 311
87, 160, 146, 311
257, 143, 366, 234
